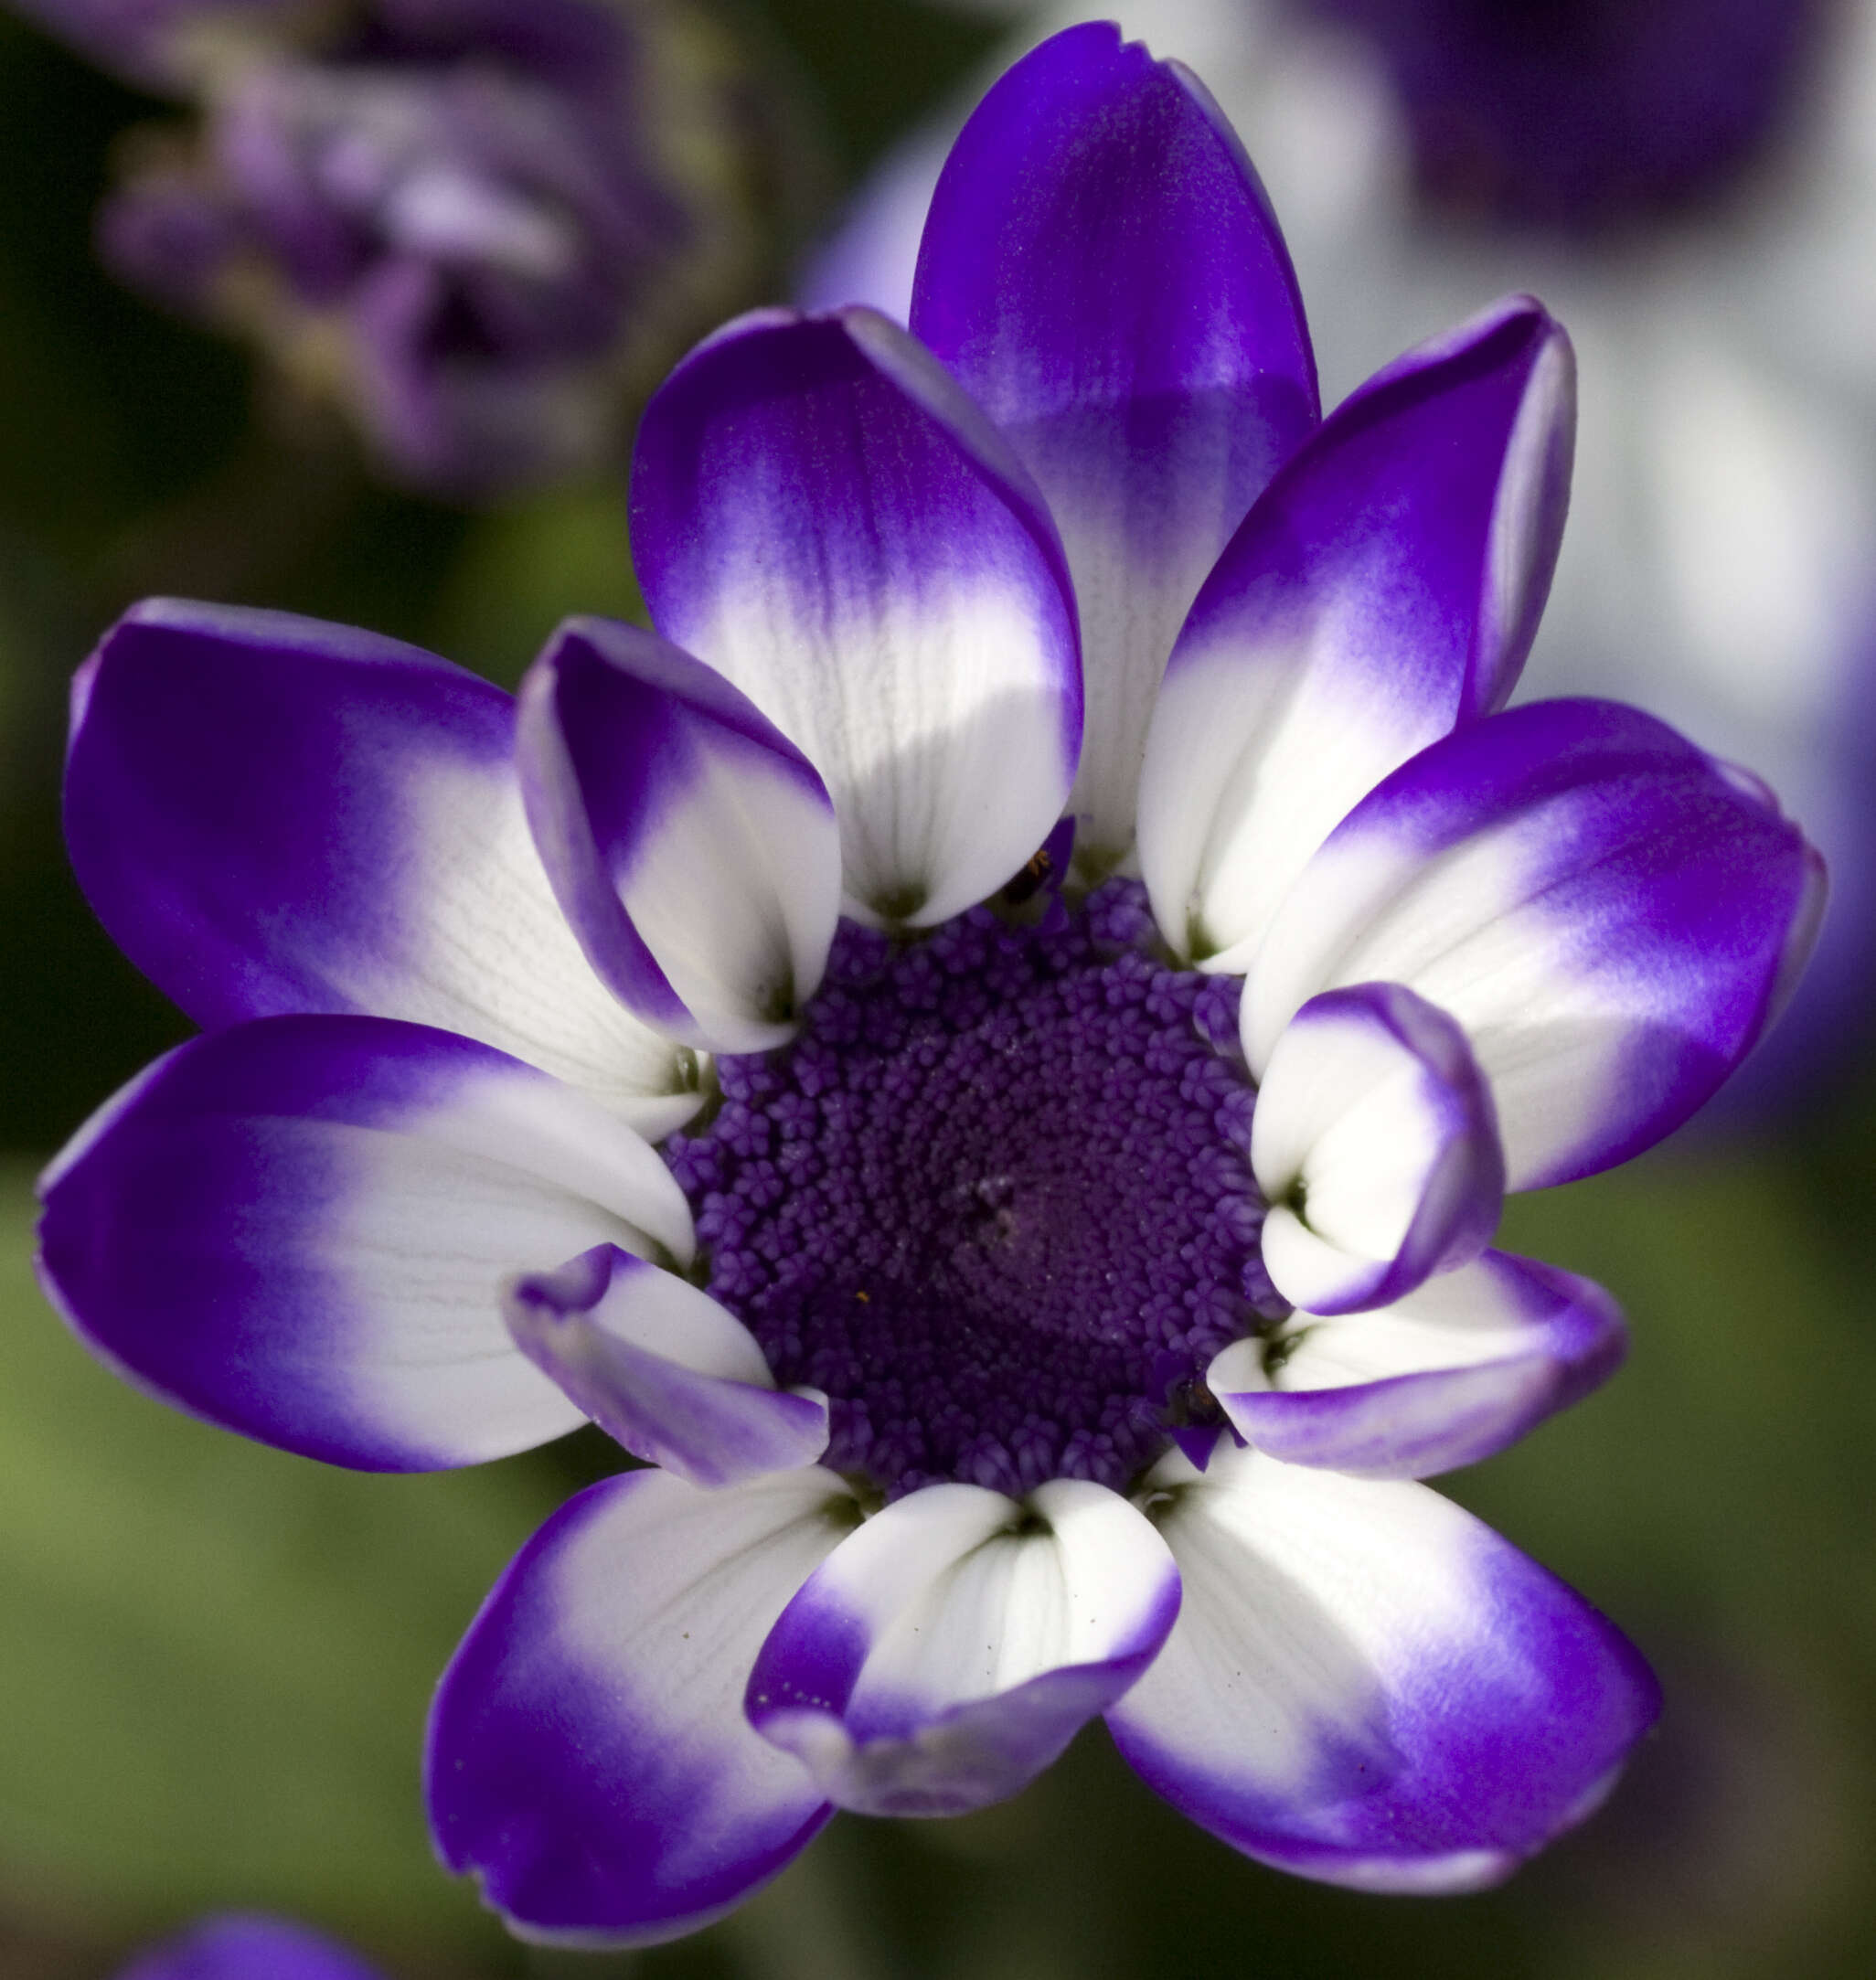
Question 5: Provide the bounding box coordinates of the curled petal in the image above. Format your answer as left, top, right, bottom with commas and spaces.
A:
38, 1016, 691, 1470
1208, 1251, 1626, 1478
746, 1479, 1179, 1817
1141, 298, 1573, 968
911, 21, 1318, 862
1251, 984, 1504, 1315
517, 617, 842, 1053
1106, 1442, 1659, 1891
66, 601, 692, 1127
506, 1244, 828, 1489
632, 306, 1082, 926
1244, 699, 1827, 1187
429, 1466, 853, 1947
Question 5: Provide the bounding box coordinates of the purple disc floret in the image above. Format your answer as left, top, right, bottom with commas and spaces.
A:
663, 880, 1277, 1501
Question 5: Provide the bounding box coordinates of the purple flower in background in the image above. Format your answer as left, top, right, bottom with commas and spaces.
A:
40, 23, 1822, 1949
1298, 0, 1827, 231
114, 1913, 386, 1980
16, 0, 774, 497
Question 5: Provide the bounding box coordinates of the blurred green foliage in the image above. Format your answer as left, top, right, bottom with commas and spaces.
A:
0, 1164, 561, 1974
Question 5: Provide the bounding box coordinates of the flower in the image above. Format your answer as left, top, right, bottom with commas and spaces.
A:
1295, 0, 1828, 231
39, 22, 1821, 1950
17, 0, 786, 498
804, 0, 1876, 1106
114, 1914, 385, 1980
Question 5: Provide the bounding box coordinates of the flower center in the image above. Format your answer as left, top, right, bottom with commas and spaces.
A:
1300, 0, 1826, 231
663, 880, 1281, 1499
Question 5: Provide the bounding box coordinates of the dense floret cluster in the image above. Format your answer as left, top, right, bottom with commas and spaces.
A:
667, 882, 1279, 1496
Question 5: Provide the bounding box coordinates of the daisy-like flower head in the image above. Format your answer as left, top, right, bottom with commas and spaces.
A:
39, 22, 1823, 1949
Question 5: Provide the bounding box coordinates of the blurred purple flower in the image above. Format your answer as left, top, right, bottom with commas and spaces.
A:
39, 20, 1822, 1952
114, 1914, 386, 1980
1298, 0, 1828, 231
19, 0, 783, 497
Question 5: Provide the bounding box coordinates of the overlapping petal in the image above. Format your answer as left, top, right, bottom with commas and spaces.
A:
428, 1466, 853, 1946
65, 601, 693, 1125
516, 617, 842, 1053
1243, 699, 1827, 1187
911, 21, 1318, 861
37, 1016, 691, 1470
1106, 1442, 1659, 1891
1140, 298, 1574, 969
1250, 984, 1504, 1314
1207, 1251, 1626, 1478
746, 1479, 1179, 1817
631, 306, 1082, 927
505, 1244, 829, 1489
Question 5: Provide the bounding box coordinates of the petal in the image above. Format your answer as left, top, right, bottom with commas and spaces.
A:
427, 1466, 852, 1947
1140, 299, 1575, 968
1250, 984, 1504, 1315
37, 1016, 693, 1471
1105, 1442, 1659, 1891
66, 601, 693, 1128
910, 21, 1318, 863
1242, 699, 1827, 1187
505, 1244, 829, 1489
746, 1479, 1179, 1817
1207, 1251, 1626, 1479
631, 306, 1082, 927
515, 617, 842, 1053
115, 1916, 386, 1980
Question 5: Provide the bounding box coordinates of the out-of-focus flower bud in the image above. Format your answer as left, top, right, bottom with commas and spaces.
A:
113, 1911, 388, 1979
31, 0, 816, 498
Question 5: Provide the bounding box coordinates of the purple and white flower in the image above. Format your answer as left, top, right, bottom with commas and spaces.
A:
40, 23, 1821, 1949
16, 0, 773, 498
